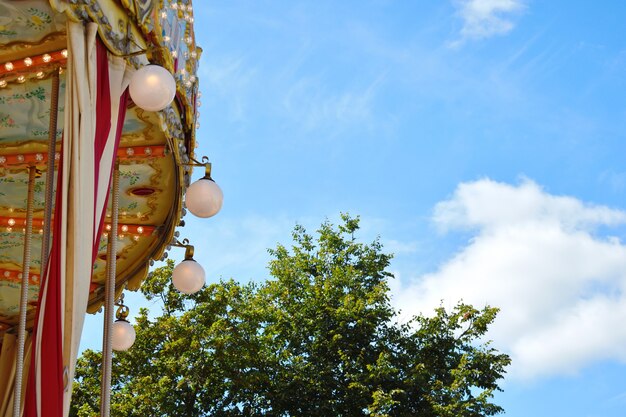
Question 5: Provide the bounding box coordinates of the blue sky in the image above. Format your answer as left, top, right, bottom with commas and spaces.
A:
83, 1, 626, 415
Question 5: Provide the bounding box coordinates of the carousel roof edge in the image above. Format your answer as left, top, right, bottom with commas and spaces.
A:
0, 0, 205, 335
48, 0, 201, 140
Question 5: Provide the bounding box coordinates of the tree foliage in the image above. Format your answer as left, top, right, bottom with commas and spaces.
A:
71, 215, 510, 417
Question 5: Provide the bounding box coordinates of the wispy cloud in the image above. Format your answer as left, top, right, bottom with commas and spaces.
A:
599, 170, 626, 194
451, 0, 526, 46
199, 55, 257, 122
282, 73, 386, 136
608, 390, 626, 404
392, 178, 626, 380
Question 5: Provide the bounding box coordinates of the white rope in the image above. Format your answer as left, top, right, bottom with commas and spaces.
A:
14, 165, 37, 417
41, 68, 60, 278
100, 164, 119, 417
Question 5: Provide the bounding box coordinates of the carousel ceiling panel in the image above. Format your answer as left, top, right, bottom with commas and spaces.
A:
0, 229, 41, 317
0, 75, 65, 147
0, 0, 66, 62
120, 106, 167, 147
91, 233, 158, 283
0, 167, 55, 216
0, 231, 41, 273
93, 234, 141, 279
121, 108, 150, 136
0, 280, 38, 317
115, 157, 174, 224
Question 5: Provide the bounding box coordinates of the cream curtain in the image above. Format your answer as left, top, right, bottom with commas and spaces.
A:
61, 21, 133, 416
0, 333, 32, 417
27, 20, 133, 417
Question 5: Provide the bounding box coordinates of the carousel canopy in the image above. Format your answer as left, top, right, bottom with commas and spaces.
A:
0, 0, 200, 342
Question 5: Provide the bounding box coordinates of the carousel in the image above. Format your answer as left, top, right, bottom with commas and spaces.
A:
0, 1, 221, 416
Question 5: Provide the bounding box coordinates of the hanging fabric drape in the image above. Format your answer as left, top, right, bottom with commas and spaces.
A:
0, 334, 32, 417
0, 334, 16, 415
24, 20, 133, 417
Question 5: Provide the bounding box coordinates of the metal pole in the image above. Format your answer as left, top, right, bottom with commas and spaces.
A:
14, 165, 37, 417
41, 68, 60, 277
100, 164, 119, 417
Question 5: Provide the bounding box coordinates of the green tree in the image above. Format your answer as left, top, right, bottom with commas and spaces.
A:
71, 215, 510, 417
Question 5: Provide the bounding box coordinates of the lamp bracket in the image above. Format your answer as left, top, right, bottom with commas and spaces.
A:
116, 44, 172, 58
180, 155, 212, 180
114, 294, 130, 321
171, 238, 195, 260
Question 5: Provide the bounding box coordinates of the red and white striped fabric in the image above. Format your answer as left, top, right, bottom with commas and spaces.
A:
25, 21, 132, 417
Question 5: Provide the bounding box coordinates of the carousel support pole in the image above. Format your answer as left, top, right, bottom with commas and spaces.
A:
41, 67, 60, 276
14, 165, 37, 417
100, 164, 120, 417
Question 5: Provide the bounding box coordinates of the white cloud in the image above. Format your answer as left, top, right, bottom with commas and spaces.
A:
433, 177, 626, 232
452, 0, 526, 44
392, 179, 626, 379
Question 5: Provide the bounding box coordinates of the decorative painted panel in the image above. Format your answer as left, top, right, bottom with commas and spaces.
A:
0, 76, 65, 145
0, 231, 41, 270
0, 1, 65, 45
0, 168, 54, 213
0, 281, 38, 316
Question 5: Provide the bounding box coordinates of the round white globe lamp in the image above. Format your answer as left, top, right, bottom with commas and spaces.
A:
111, 301, 136, 351
112, 319, 136, 351
129, 64, 176, 112
185, 178, 223, 218
172, 258, 206, 294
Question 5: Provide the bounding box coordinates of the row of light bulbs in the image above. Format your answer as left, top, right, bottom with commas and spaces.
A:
2, 50, 67, 72
0, 71, 47, 87
0, 50, 68, 88
112, 62, 223, 351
